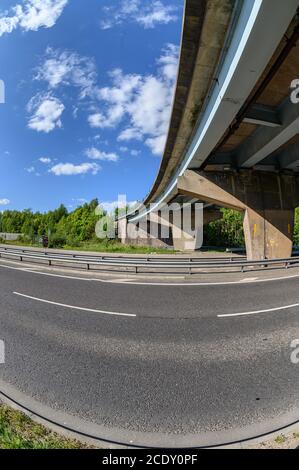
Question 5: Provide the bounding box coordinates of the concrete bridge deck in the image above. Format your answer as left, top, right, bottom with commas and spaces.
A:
121, 0, 299, 261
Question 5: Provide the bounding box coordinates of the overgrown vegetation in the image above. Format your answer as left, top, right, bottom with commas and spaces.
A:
0, 403, 90, 449
204, 208, 245, 248
0, 199, 173, 253
0, 201, 298, 251
0, 199, 100, 248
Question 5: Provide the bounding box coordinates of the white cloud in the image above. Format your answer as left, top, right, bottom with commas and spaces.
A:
25, 166, 40, 175
88, 112, 108, 129
0, 0, 68, 37
49, 162, 100, 176
118, 127, 143, 142
100, 0, 178, 30
88, 69, 141, 130
0, 198, 10, 206
39, 157, 51, 164
27, 92, 65, 133
131, 149, 140, 156
85, 147, 119, 162
137, 1, 178, 28
26, 166, 35, 173
36, 47, 97, 98
91, 44, 179, 156
101, 199, 138, 214
145, 134, 167, 155
157, 42, 179, 81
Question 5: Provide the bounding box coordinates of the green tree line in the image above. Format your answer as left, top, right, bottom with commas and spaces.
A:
0, 199, 105, 248
0, 202, 298, 249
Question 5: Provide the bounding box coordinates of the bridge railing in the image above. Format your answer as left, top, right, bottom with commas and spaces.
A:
0, 246, 298, 275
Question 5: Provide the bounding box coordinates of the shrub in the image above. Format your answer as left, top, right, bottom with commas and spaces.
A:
65, 235, 81, 247
48, 233, 67, 248
204, 208, 244, 247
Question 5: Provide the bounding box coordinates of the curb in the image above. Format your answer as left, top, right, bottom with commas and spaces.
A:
0, 380, 298, 449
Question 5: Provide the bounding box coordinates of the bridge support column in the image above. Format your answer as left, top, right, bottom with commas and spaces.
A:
178, 170, 298, 260
171, 206, 218, 251
170, 209, 198, 252
243, 208, 294, 260
118, 212, 174, 249
118, 218, 127, 245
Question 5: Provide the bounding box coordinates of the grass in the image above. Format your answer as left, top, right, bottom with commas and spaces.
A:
63, 240, 175, 254
274, 435, 287, 444
0, 403, 91, 449
0, 238, 175, 255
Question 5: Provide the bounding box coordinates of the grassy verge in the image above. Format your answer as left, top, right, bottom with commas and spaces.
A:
0, 402, 297, 449
63, 240, 175, 254
249, 431, 299, 449
0, 239, 175, 255
0, 403, 91, 449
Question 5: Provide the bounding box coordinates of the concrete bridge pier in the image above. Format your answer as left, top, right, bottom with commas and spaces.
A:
178, 170, 298, 260
243, 208, 294, 260
118, 206, 222, 251
169, 206, 222, 251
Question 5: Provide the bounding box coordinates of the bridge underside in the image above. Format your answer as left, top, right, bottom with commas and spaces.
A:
122, 3, 299, 260
120, 169, 298, 259
178, 170, 299, 259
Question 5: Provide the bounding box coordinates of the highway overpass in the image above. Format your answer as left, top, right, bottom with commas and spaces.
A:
119, 0, 299, 260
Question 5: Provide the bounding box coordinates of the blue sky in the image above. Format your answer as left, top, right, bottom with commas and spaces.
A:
0, 0, 182, 212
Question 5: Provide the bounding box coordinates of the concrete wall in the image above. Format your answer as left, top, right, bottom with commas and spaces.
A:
0, 232, 21, 241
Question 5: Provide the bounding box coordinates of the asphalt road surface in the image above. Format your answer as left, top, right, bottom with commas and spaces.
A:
0, 261, 298, 447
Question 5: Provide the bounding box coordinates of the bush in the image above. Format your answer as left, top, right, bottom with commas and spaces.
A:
48, 233, 67, 248
204, 208, 244, 248
17, 234, 32, 244
65, 235, 81, 247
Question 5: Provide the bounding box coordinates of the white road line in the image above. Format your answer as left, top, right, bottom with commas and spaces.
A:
218, 302, 299, 318
1, 261, 299, 286
104, 274, 299, 286
0, 263, 96, 281
13, 292, 136, 318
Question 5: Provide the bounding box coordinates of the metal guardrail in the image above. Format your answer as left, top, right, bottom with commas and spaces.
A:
0, 246, 299, 275
0, 246, 244, 264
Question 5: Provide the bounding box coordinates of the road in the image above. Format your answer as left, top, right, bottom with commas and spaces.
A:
0, 260, 298, 447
